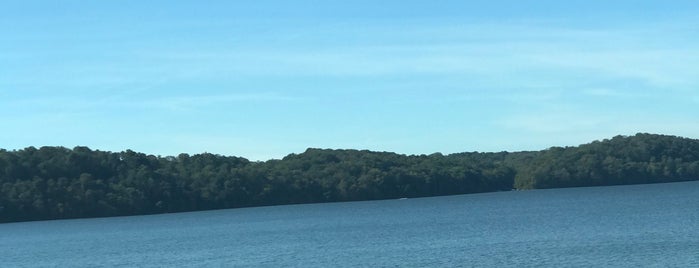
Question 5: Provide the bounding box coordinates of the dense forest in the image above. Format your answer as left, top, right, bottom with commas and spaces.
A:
2, 133, 699, 223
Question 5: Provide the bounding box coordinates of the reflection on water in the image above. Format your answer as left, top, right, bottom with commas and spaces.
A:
2, 181, 699, 267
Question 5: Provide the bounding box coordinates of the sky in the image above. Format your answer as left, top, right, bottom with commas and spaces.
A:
2, 1, 699, 160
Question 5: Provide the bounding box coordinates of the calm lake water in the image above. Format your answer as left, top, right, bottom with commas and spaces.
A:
2, 181, 699, 267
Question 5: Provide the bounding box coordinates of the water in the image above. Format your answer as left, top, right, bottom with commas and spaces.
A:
2, 181, 699, 267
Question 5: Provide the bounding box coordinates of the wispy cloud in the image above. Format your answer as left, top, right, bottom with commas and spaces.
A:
497, 112, 610, 134
120, 20, 698, 93
581, 88, 652, 98
5, 18, 697, 95
1, 92, 307, 114
135, 93, 308, 111
528, 49, 699, 89
3, 13, 698, 158
496, 108, 699, 147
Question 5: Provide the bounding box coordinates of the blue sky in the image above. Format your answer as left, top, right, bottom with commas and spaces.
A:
2, 1, 699, 160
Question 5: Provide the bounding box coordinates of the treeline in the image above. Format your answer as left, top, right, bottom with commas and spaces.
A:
511, 133, 699, 189
1, 133, 698, 223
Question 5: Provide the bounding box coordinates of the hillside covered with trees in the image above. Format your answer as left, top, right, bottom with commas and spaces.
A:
2, 133, 699, 223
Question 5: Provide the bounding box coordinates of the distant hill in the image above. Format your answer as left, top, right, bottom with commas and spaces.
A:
509, 133, 699, 189
2, 133, 698, 223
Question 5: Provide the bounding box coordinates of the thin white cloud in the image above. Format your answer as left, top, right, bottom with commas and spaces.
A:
496, 109, 699, 146
581, 88, 651, 98
136, 93, 307, 111
112, 20, 696, 95
529, 49, 699, 89
4, 16, 699, 159
6, 17, 697, 96
1, 92, 306, 113
497, 113, 610, 134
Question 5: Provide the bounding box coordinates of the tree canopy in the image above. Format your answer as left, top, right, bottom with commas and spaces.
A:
1, 133, 698, 223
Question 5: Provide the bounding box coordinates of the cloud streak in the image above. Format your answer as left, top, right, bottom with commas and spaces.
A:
1, 92, 307, 114
3, 10, 699, 159
5, 18, 697, 95
135, 93, 308, 111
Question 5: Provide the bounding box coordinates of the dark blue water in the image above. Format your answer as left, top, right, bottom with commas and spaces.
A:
2, 181, 699, 267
